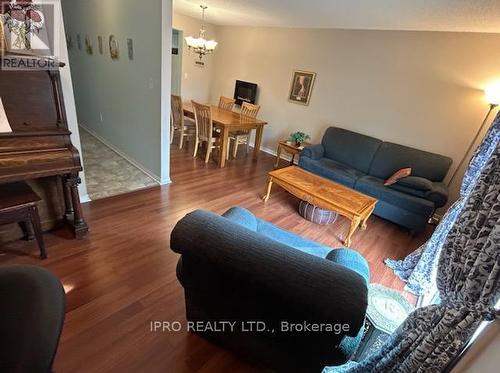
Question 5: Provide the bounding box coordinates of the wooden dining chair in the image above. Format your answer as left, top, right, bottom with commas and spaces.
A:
171, 95, 196, 149
228, 102, 261, 159
218, 96, 236, 111
192, 100, 220, 163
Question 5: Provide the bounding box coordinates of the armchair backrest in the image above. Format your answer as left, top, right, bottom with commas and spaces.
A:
0, 266, 65, 373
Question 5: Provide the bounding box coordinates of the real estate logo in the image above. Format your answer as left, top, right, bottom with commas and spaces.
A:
0, 0, 61, 70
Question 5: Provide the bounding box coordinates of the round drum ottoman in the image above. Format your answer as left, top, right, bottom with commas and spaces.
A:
298, 200, 337, 225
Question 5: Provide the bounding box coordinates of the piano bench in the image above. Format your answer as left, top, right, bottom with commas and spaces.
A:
0, 182, 47, 259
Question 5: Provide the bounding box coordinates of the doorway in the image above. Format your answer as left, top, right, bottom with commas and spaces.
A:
171, 29, 183, 95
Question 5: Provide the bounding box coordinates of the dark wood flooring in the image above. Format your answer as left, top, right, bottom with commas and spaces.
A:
0, 145, 433, 372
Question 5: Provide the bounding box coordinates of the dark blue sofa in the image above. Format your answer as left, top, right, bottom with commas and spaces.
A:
299, 127, 452, 232
171, 207, 369, 372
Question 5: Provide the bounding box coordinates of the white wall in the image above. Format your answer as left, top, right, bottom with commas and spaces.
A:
453, 321, 499, 373
63, 0, 166, 181
173, 13, 217, 102
208, 26, 500, 206
55, 0, 89, 201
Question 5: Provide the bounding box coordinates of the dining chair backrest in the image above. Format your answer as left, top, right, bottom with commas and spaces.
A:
218, 96, 236, 111
171, 94, 184, 130
192, 101, 213, 142
240, 102, 260, 118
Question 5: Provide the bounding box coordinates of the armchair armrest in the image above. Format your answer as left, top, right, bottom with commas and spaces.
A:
171, 209, 368, 337
301, 144, 325, 160
424, 182, 449, 208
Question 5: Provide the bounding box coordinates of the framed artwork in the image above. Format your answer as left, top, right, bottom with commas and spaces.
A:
127, 38, 133, 60
288, 70, 316, 106
0, 17, 6, 53
98, 35, 103, 54
109, 34, 119, 60
1, 3, 49, 55
77, 34, 82, 50
85, 35, 93, 55
66, 33, 72, 50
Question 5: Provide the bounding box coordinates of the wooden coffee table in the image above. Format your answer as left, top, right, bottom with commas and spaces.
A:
263, 166, 377, 247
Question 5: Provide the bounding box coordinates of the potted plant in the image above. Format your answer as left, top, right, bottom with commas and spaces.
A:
289, 131, 310, 147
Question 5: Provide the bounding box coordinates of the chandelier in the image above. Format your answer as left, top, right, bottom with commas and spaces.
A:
184, 5, 217, 60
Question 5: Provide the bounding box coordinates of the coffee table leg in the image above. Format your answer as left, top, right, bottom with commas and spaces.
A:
263, 179, 273, 202
361, 206, 376, 230
345, 216, 361, 247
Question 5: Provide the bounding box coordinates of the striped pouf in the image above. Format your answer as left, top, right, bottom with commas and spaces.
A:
298, 200, 337, 225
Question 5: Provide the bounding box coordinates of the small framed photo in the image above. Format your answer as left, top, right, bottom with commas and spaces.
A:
127, 38, 133, 60
66, 33, 73, 50
288, 70, 316, 106
98, 35, 103, 54
85, 35, 93, 55
109, 34, 119, 60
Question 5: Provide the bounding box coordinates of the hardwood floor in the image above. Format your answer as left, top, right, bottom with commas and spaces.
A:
0, 145, 433, 372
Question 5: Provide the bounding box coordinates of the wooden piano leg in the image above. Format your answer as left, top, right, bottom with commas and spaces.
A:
29, 205, 47, 259
65, 173, 89, 239
62, 175, 74, 221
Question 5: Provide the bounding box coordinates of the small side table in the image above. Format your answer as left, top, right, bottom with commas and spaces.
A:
0, 182, 47, 259
274, 141, 309, 169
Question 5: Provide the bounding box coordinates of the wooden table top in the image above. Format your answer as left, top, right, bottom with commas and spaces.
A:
183, 103, 267, 128
279, 141, 310, 151
268, 166, 377, 216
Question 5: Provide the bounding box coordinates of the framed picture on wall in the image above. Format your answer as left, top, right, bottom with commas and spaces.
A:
109, 34, 119, 60
85, 35, 93, 55
0, 17, 7, 52
288, 70, 316, 106
66, 33, 72, 50
127, 38, 133, 60
98, 35, 103, 54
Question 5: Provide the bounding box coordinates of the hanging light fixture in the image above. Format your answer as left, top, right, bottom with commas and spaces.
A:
184, 5, 217, 60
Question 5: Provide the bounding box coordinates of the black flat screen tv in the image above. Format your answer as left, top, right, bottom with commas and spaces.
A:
233, 80, 258, 105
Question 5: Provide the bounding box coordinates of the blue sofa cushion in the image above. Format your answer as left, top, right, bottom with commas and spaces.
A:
299, 157, 365, 188
222, 206, 258, 231
389, 183, 427, 198
223, 207, 333, 259
355, 176, 435, 216
369, 142, 452, 181
301, 143, 325, 160
321, 127, 382, 174
396, 176, 433, 191
425, 182, 449, 208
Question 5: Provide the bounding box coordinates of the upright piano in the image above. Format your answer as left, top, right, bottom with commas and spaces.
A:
0, 54, 88, 238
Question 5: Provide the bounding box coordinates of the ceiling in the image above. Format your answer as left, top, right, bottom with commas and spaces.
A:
173, 0, 500, 33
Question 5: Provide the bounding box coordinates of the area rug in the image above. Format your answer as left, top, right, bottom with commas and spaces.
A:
353, 283, 415, 362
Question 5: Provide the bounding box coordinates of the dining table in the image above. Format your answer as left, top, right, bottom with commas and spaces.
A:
183, 103, 268, 168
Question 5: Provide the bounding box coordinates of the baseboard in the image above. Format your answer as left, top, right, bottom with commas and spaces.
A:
255, 142, 296, 164
79, 124, 161, 184
80, 194, 91, 203
160, 177, 172, 185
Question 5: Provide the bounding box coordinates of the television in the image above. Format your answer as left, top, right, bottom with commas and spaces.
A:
233, 80, 258, 106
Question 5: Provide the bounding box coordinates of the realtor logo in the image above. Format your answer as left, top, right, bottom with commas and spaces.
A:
0, 0, 61, 70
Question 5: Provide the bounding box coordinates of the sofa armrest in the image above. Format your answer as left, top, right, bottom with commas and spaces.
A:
424, 182, 449, 208
171, 209, 368, 337
301, 144, 325, 160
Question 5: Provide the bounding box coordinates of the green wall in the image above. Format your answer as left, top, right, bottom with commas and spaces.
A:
62, 0, 163, 178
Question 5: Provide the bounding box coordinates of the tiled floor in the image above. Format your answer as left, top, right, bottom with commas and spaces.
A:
80, 127, 158, 200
